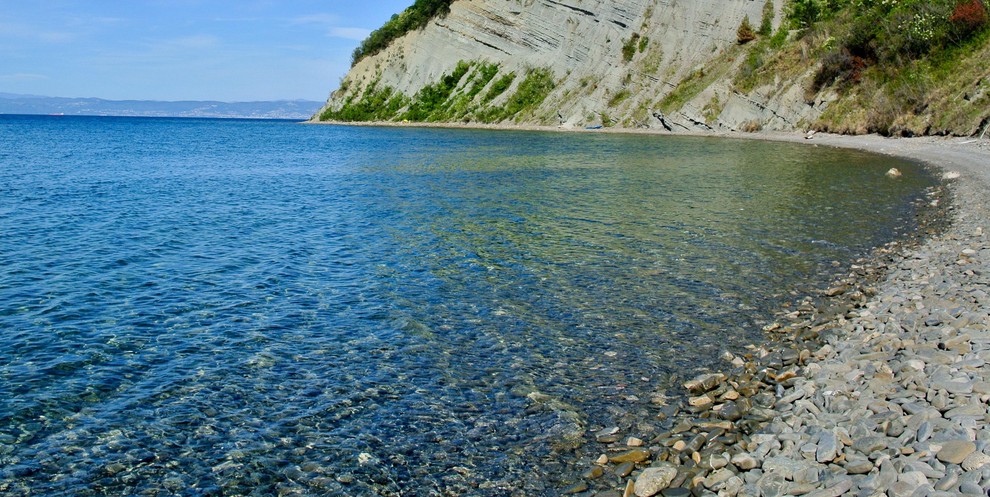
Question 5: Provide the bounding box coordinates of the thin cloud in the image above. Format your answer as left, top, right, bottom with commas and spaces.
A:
0, 73, 49, 82
0, 22, 76, 44
291, 14, 341, 26
328, 27, 370, 41
289, 14, 369, 41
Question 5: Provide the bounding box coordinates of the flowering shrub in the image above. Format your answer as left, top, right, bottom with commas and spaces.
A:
950, 0, 990, 37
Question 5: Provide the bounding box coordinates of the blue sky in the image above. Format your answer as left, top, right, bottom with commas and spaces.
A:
0, 1, 415, 101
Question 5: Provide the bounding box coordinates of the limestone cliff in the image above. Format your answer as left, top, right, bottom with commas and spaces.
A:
314, 0, 990, 136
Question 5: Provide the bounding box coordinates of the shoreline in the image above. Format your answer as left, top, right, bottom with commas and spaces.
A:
316, 120, 990, 495
580, 131, 990, 496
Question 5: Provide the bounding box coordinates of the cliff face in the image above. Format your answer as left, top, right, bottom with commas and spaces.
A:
315, 0, 989, 136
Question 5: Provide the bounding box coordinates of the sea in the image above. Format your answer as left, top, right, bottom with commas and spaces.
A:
0, 115, 937, 496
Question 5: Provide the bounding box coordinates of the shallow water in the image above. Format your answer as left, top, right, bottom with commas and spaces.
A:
0, 116, 935, 495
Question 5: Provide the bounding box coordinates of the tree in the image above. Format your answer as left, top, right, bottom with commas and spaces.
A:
738, 16, 757, 44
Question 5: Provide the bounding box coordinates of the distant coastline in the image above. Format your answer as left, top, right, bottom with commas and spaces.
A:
0, 93, 323, 120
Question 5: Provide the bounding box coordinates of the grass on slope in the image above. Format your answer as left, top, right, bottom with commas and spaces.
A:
732, 0, 990, 136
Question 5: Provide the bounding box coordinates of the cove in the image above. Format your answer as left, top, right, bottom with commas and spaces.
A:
0, 116, 939, 495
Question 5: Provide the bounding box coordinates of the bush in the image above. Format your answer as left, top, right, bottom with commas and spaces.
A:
951, 0, 989, 37
321, 80, 409, 122
352, 0, 454, 66
467, 63, 500, 99
499, 68, 556, 119
808, 0, 988, 92
812, 50, 867, 91
401, 60, 472, 121
786, 0, 845, 29
760, 1, 775, 36
738, 16, 757, 44
622, 33, 641, 61
607, 89, 632, 107
482, 73, 516, 104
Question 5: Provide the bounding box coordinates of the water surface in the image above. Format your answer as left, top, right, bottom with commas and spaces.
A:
0, 116, 936, 495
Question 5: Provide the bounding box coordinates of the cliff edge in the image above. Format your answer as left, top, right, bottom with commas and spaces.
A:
314, 0, 990, 137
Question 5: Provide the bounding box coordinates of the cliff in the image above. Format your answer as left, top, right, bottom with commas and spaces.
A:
314, 0, 990, 137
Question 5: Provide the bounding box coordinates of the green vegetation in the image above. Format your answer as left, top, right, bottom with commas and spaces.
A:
725, 0, 989, 135
608, 89, 632, 107
760, 1, 776, 36
482, 72, 516, 104
319, 79, 409, 121
467, 63, 500, 99
439, 62, 502, 120
622, 33, 642, 61
703, 95, 724, 124
789, 0, 990, 134
479, 68, 556, 123
321, 61, 557, 126
639, 47, 664, 75
659, 46, 741, 114
352, 0, 455, 66
401, 61, 472, 121
805, 0, 989, 91
734, 42, 772, 93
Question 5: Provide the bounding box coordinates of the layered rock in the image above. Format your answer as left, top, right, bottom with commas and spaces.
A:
315, 0, 824, 131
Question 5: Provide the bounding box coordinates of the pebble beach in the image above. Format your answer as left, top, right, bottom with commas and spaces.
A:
571, 133, 990, 497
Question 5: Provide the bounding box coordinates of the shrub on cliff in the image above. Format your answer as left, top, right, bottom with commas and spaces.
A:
951, 0, 989, 38
351, 0, 454, 66
760, 1, 776, 36
786, 0, 844, 29
738, 16, 757, 44
808, 0, 989, 90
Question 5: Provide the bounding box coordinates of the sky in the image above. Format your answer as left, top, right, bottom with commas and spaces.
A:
0, 1, 416, 102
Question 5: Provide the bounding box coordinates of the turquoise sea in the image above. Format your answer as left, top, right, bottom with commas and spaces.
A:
0, 115, 936, 495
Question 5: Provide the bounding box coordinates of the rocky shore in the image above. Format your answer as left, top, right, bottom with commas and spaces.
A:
315, 121, 989, 496
561, 134, 990, 497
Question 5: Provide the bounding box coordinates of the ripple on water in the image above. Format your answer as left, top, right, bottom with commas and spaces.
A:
0, 116, 938, 495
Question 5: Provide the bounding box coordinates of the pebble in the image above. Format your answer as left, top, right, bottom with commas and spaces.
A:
614, 461, 635, 478
937, 441, 977, 464
610, 449, 652, 464
961, 451, 990, 471
562, 482, 588, 494
816, 431, 838, 463
583, 466, 604, 479
730, 452, 760, 470
633, 463, 677, 497
569, 170, 990, 497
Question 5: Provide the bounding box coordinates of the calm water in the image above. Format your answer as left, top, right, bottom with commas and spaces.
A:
0, 116, 935, 496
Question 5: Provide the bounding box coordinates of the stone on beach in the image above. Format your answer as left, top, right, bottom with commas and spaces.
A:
936, 441, 976, 465
571, 137, 990, 497
610, 448, 652, 464
633, 463, 677, 497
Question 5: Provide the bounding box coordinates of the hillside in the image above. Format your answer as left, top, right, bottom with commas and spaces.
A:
313, 0, 990, 137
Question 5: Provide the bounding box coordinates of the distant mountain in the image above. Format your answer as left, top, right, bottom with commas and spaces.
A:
0, 93, 324, 120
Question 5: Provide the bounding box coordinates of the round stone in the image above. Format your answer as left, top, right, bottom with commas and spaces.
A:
937, 440, 976, 465
961, 451, 990, 471
730, 452, 760, 470
634, 463, 678, 497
